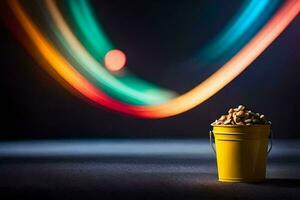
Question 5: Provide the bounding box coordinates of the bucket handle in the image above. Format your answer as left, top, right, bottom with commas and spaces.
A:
209, 130, 216, 154
267, 129, 273, 154
209, 129, 273, 155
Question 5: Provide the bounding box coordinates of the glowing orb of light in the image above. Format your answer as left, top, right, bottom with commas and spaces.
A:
104, 49, 126, 72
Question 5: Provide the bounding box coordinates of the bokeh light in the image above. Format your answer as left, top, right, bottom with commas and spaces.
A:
104, 49, 126, 72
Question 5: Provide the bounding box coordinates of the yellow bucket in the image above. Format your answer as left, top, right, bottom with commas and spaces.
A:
210, 125, 272, 182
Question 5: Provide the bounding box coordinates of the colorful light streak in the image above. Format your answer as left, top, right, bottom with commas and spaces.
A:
44, 0, 175, 105
8, 0, 300, 118
68, 0, 278, 66
8, 0, 149, 117
60, 0, 279, 102
67, 0, 112, 59
200, 0, 280, 62
66, 0, 175, 105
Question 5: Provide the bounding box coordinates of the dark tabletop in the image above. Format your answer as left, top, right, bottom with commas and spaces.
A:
0, 139, 299, 200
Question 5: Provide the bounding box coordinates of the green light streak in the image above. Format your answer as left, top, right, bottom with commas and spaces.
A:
45, 0, 176, 105
45, 0, 175, 105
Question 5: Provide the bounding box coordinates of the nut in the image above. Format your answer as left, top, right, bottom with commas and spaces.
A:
236, 110, 245, 117
244, 119, 252, 123
238, 105, 245, 111
236, 121, 245, 125
219, 115, 227, 121
224, 119, 232, 125
233, 115, 241, 123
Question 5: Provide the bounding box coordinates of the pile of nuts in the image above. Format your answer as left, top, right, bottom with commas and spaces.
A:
212, 105, 271, 126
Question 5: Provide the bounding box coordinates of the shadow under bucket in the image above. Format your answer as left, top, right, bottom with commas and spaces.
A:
210, 125, 272, 182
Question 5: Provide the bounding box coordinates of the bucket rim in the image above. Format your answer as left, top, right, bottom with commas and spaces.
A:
211, 123, 271, 128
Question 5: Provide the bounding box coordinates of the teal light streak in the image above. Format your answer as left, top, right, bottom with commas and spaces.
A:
200, 0, 279, 62
66, 0, 175, 105
63, 0, 279, 104
69, 0, 112, 59
42, 2, 175, 105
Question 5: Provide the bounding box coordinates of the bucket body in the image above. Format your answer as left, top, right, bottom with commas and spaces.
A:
211, 125, 270, 182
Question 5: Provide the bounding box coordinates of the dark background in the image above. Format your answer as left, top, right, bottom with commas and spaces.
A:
0, 0, 299, 140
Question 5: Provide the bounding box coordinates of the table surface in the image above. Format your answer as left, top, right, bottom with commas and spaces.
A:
0, 139, 299, 200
